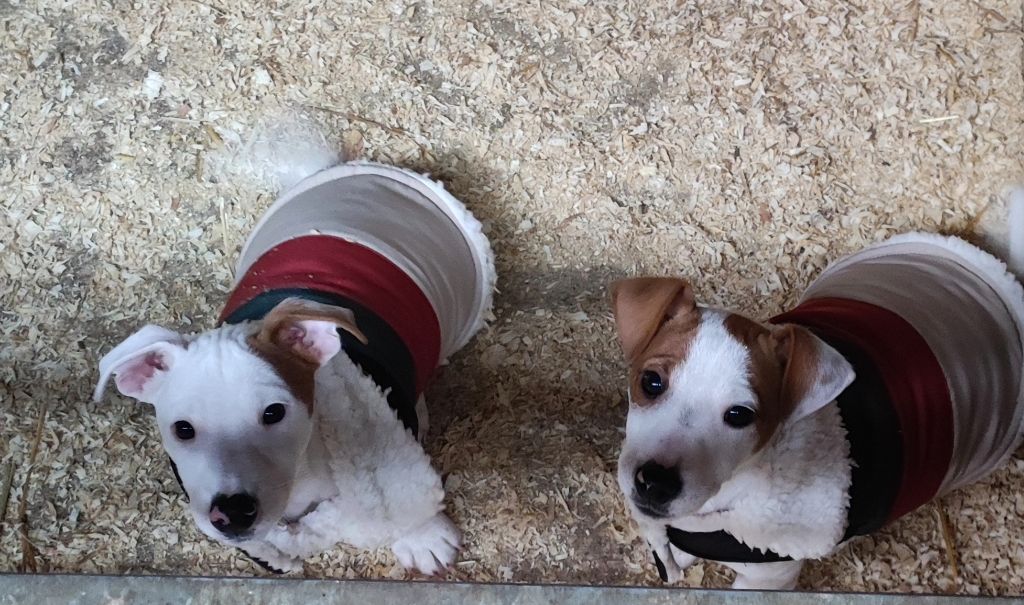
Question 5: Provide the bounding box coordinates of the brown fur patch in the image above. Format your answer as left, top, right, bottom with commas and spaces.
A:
626, 309, 702, 407
610, 278, 704, 407
243, 297, 370, 414
723, 315, 820, 449
775, 324, 819, 423
611, 278, 696, 365
723, 313, 788, 449
257, 299, 366, 365
248, 335, 317, 414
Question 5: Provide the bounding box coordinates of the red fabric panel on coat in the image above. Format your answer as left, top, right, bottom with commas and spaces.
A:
221, 235, 441, 394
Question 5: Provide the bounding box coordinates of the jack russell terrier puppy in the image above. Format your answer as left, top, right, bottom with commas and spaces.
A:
611, 197, 1024, 590
94, 161, 495, 574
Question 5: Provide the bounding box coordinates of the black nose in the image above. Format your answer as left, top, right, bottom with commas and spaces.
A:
210, 493, 259, 537
633, 461, 682, 511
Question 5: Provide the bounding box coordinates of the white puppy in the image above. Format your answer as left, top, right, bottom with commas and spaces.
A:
611, 193, 1024, 590
95, 161, 495, 574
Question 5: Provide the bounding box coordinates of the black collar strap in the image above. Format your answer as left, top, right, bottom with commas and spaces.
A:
666, 527, 793, 564
168, 456, 189, 502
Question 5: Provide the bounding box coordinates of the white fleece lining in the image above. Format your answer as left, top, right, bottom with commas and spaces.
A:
673, 402, 853, 560
255, 352, 448, 563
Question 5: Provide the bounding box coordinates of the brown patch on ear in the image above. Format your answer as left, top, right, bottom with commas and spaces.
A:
774, 324, 819, 421
611, 278, 701, 406
247, 298, 366, 414
724, 316, 821, 449
611, 278, 697, 363
257, 299, 367, 360
248, 336, 317, 414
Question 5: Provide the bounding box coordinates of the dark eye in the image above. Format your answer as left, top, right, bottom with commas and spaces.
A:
262, 403, 287, 425
723, 405, 756, 428
174, 421, 195, 440
640, 370, 667, 398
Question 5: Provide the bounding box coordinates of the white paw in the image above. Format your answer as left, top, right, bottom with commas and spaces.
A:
391, 513, 461, 575
669, 543, 697, 573
728, 560, 803, 591
638, 522, 682, 583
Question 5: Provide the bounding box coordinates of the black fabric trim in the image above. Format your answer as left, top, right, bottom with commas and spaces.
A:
666, 527, 793, 564
223, 288, 419, 436
822, 333, 903, 542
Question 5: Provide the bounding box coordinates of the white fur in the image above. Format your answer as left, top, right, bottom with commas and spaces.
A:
204, 112, 340, 194
253, 351, 457, 572
97, 323, 320, 544
618, 311, 760, 518
680, 402, 851, 559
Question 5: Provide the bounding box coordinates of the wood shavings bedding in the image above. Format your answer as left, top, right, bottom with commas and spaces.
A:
1, 0, 1022, 594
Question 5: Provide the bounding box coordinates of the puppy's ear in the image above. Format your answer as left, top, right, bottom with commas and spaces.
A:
94, 325, 188, 404
610, 277, 696, 363
255, 298, 368, 367
773, 324, 855, 422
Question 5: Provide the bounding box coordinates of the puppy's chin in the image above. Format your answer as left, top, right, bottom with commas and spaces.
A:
633, 500, 671, 520
631, 492, 713, 523
191, 512, 276, 545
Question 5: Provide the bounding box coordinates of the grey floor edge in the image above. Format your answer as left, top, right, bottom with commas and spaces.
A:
1, 574, 1022, 605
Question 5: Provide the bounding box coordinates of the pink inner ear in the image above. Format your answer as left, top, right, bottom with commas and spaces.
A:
114, 351, 168, 397
287, 320, 342, 366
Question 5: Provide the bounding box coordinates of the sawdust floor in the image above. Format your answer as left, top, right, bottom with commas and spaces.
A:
2, 0, 1024, 595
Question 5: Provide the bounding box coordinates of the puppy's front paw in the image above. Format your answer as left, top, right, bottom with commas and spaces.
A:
238, 545, 302, 574
391, 513, 461, 575
669, 543, 697, 574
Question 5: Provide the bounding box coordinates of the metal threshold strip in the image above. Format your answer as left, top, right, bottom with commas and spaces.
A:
0, 574, 1021, 604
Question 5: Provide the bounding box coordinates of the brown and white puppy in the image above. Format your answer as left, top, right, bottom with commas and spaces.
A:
611, 228, 1024, 589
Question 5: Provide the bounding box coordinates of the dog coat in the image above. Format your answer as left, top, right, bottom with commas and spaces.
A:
668, 233, 1024, 563
218, 162, 495, 435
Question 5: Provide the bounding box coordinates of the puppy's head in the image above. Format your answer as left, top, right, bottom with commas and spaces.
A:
611, 277, 853, 522
94, 298, 366, 544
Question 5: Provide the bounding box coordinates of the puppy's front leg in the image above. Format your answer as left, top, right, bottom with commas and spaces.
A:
727, 560, 804, 590
637, 519, 693, 583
